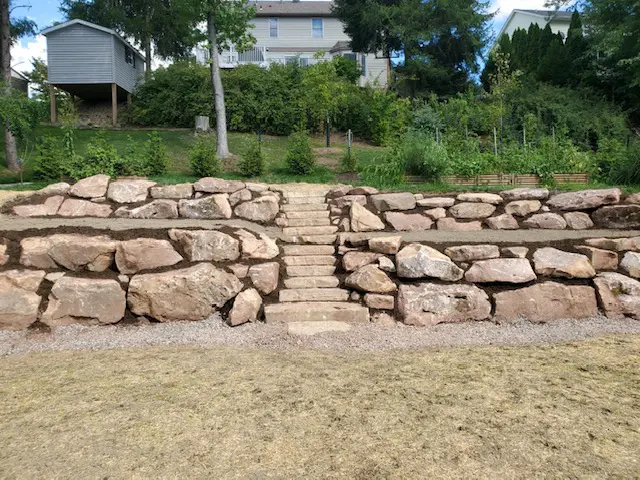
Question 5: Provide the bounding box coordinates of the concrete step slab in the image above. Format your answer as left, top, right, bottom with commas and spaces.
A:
283, 226, 338, 236
282, 245, 336, 256
280, 204, 329, 212
285, 196, 327, 205
279, 288, 350, 302
283, 190, 330, 199
264, 302, 370, 323
285, 218, 331, 227
288, 321, 352, 336
283, 255, 336, 266
286, 265, 336, 277
280, 235, 337, 245
284, 276, 340, 289
285, 210, 330, 219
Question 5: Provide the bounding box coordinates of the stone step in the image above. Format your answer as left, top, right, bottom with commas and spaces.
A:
282, 226, 338, 236
283, 255, 336, 266
286, 265, 336, 277
280, 235, 337, 245
282, 190, 330, 199
264, 302, 370, 323
285, 210, 330, 219
288, 321, 352, 336
285, 218, 331, 227
285, 196, 327, 205
279, 288, 350, 302
282, 245, 336, 256
280, 203, 329, 213
284, 276, 340, 289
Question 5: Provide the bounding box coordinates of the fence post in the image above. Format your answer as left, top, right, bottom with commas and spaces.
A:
326, 116, 330, 148
493, 128, 498, 157
347, 129, 352, 157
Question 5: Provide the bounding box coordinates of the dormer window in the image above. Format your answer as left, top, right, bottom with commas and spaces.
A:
312, 18, 323, 38
125, 46, 135, 67
269, 18, 278, 38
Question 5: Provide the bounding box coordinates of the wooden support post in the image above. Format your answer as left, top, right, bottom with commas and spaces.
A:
127, 93, 132, 108
49, 84, 57, 124
111, 83, 118, 127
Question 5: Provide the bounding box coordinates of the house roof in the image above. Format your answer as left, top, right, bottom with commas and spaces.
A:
41, 19, 145, 61
11, 68, 28, 82
251, 1, 335, 17
494, 9, 573, 45
330, 41, 351, 53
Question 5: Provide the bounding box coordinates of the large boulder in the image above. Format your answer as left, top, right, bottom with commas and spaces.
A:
396, 244, 464, 281
547, 188, 621, 211
563, 212, 594, 230
39, 182, 70, 196
0, 270, 45, 330
234, 196, 279, 222
333, 195, 367, 209
368, 236, 402, 254
364, 294, 395, 310
493, 283, 598, 323
371, 192, 416, 212
169, 229, 240, 262
437, 218, 482, 231
532, 247, 596, 279
522, 213, 567, 229
585, 237, 640, 252
500, 188, 549, 201
350, 202, 385, 232
449, 202, 496, 219
41, 277, 126, 326
398, 283, 491, 326
13, 196, 64, 217
150, 183, 193, 199
248, 262, 280, 295
345, 264, 397, 293
114, 200, 179, 219
384, 212, 432, 231
417, 197, 455, 208
178, 195, 232, 219
68, 174, 110, 199
58, 198, 113, 217
115, 239, 183, 274
456, 193, 503, 205
194, 178, 245, 194
505, 200, 541, 217
485, 214, 519, 230
620, 252, 640, 278
20, 234, 119, 271
591, 205, 640, 229
574, 246, 618, 271
227, 288, 262, 326
128, 263, 243, 322
107, 180, 156, 203
229, 189, 252, 207
593, 272, 640, 320
237, 230, 279, 260
343, 251, 381, 271
465, 258, 536, 284
444, 245, 499, 262
0, 241, 8, 266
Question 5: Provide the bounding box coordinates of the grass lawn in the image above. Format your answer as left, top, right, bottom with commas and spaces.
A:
0, 335, 639, 478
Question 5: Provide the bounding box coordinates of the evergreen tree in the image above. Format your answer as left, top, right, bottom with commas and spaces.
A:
538, 33, 569, 85
538, 24, 555, 61
565, 10, 588, 86
510, 28, 527, 70
524, 24, 542, 73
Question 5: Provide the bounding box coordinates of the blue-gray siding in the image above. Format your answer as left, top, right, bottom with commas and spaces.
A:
46, 23, 143, 93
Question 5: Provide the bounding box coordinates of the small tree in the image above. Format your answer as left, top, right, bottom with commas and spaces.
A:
190, 135, 220, 177
238, 140, 265, 177
142, 131, 168, 175
286, 130, 315, 175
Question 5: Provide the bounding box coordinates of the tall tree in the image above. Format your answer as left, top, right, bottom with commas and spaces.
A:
538, 33, 569, 85
61, 0, 199, 73
333, 0, 492, 97
0, 0, 36, 171
565, 11, 588, 86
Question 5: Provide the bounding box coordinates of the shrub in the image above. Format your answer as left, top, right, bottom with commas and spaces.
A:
142, 131, 168, 175
238, 140, 265, 177
114, 136, 146, 176
608, 142, 640, 185
340, 150, 358, 173
360, 150, 404, 188
286, 130, 316, 175
65, 134, 119, 179
394, 132, 448, 181
32, 136, 65, 180
190, 135, 220, 177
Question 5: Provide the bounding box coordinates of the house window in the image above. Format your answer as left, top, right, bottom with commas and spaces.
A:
299, 57, 309, 67
269, 18, 278, 38
312, 18, 323, 38
125, 46, 135, 67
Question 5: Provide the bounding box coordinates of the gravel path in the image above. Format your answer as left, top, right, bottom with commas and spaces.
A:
1, 316, 639, 356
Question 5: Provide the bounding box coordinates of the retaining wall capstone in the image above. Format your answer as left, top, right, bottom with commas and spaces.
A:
2, 175, 640, 330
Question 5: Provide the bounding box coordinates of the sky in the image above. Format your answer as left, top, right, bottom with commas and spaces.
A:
11, 0, 550, 74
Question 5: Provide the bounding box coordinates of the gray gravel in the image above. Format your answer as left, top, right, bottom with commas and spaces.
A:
1, 316, 640, 356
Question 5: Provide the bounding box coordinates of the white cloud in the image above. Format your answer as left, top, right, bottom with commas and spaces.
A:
11, 34, 46, 73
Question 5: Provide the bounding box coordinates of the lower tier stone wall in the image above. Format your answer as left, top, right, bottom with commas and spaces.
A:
1, 226, 640, 330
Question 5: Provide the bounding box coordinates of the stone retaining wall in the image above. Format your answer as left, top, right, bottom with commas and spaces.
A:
6, 175, 640, 231
1, 226, 640, 330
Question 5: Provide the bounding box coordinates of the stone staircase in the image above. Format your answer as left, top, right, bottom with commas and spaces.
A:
263, 188, 370, 324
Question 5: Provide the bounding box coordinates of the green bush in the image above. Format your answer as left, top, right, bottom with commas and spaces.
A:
286, 130, 316, 175
65, 134, 118, 179
340, 150, 358, 173
114, 136, 147, 177
607, 142, 640, 185
394, 132, 448, 181
142, 131, 168, 175
238, 140, 265, 177
190, 135, 220, 177
33, 136, 65, 180
361, 150, 404, 188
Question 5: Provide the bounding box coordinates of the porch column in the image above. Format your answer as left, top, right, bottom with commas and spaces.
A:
111, 83, 118, 126
49, 84, 56, 124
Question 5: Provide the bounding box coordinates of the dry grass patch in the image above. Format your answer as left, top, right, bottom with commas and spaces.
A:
1, 336, 639, 478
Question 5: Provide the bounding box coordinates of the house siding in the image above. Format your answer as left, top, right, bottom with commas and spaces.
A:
46, 24, 114, 84
502, 12, 570, 39
112, 36, 144, 93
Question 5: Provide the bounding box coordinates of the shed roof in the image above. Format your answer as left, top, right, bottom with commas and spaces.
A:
41, 19, 145, 61
251, 1, 335, 17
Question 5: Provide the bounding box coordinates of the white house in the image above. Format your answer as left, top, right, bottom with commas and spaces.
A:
497, 9, 573, 42
209, 1, 390, 88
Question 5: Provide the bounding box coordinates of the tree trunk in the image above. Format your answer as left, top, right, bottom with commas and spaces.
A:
144, 36, 152, 76
207, 12, 230, 159
0, 0, 19, 171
